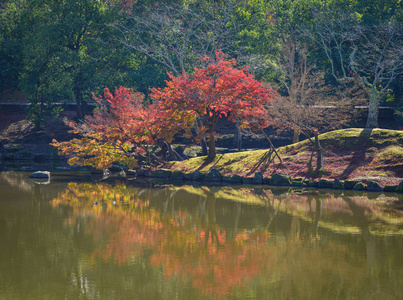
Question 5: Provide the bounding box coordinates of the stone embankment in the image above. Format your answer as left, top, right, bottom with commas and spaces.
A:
134, 168, 403, 194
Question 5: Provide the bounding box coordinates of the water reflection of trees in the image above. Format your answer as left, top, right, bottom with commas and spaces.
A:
0, 171, 36, 193
48, 182, 403, 299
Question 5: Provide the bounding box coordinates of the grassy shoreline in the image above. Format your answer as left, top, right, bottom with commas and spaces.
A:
166, 128, 403, 187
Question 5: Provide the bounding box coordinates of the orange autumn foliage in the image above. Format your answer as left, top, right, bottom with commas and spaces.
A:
52, 86, 180, 169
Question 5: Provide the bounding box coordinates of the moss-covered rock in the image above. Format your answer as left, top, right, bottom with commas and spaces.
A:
222, 175, 230, 182
344, 180, 359, 190
153, 168, 172, 178
192, 171, 205, 181
184, 173, 193, 180
291, 180, 305, 187
367, 181, 383, 192
397, 181, 403, 193
318, 179, 333, 189
383, 185, 397, 192
353, 182, 366, 191
204, 168, 222, 182
253, 172, 263, 184
270, 172, 291, 186
333, 179, 344, 189
171, 170, 184, 180
242, 176, 255, 184
304, 179, 318, 187
229, 175, 243, 183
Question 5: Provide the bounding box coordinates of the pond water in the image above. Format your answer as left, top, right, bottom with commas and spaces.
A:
0, 171, 403, 300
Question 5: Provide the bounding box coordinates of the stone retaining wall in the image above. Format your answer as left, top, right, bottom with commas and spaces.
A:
136, 168, 403, 194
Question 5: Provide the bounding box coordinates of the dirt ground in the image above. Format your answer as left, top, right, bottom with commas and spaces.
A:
0, 109, 77, 154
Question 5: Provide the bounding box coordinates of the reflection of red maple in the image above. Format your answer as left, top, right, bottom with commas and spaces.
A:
52, 183, 273, 299
149, 229, 271, 299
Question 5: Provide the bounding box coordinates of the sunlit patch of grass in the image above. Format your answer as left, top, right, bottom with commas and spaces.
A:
374, 145, 403, 163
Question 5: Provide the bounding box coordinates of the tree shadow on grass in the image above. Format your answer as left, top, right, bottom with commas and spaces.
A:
196, 155, 224, 172
246, 149, 280, 176
339, 128, 374, 179
195, 149, 280, 176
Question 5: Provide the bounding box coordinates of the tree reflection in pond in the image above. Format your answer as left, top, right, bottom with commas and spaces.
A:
48, 182, 403, 299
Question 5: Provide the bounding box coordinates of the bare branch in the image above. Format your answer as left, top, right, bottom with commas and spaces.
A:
113, 1, 249, 75
310, 8, 403, 128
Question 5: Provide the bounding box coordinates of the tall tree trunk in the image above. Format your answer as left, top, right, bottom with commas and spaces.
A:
34, 92, 43, 130
234, 118, 242, 151
196, 119, 208, 156
365, 89, 381, 128
293, 129, 300, 144
74, 72, 83, 119
201, 138, 208, 156
207, 131, 216, 159
206, 114, 218, 159
314, 132, 324, 172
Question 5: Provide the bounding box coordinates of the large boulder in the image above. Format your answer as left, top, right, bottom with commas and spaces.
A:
318, 179, 333, 189
304, 179, 318, 187
192, 171, 205, 181
184, 173, 193, 180
228, 175, 243, 184
344, 180, 359, 190
367, 181, 383, 192
291, 177, 305, 187
353, 182, 366, 191
270, 173, 291, 186
383, 185, 397, 193
333, 179, 344, 190
253, 172, 263, 184
171, 170, 184, 180
29, 171, 50, 179
153, 169, 172, 178
204, 169, 222, 182
242, 176, 254, 184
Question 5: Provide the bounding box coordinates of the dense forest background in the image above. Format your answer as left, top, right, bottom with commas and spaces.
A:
1, 0, 402, 129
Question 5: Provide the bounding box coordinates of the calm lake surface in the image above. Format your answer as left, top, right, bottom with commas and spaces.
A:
1, 171, 403, 300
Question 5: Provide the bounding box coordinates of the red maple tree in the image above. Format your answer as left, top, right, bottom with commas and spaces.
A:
151, 51, 275, 159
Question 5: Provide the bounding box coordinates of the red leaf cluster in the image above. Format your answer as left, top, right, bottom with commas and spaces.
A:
151, 51, 275, 129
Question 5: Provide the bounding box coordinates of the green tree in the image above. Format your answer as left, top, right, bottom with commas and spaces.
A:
0, 0, 30, 92
2, 0, 138, 128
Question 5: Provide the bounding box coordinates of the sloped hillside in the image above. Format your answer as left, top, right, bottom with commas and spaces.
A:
168, 128, 403, 186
